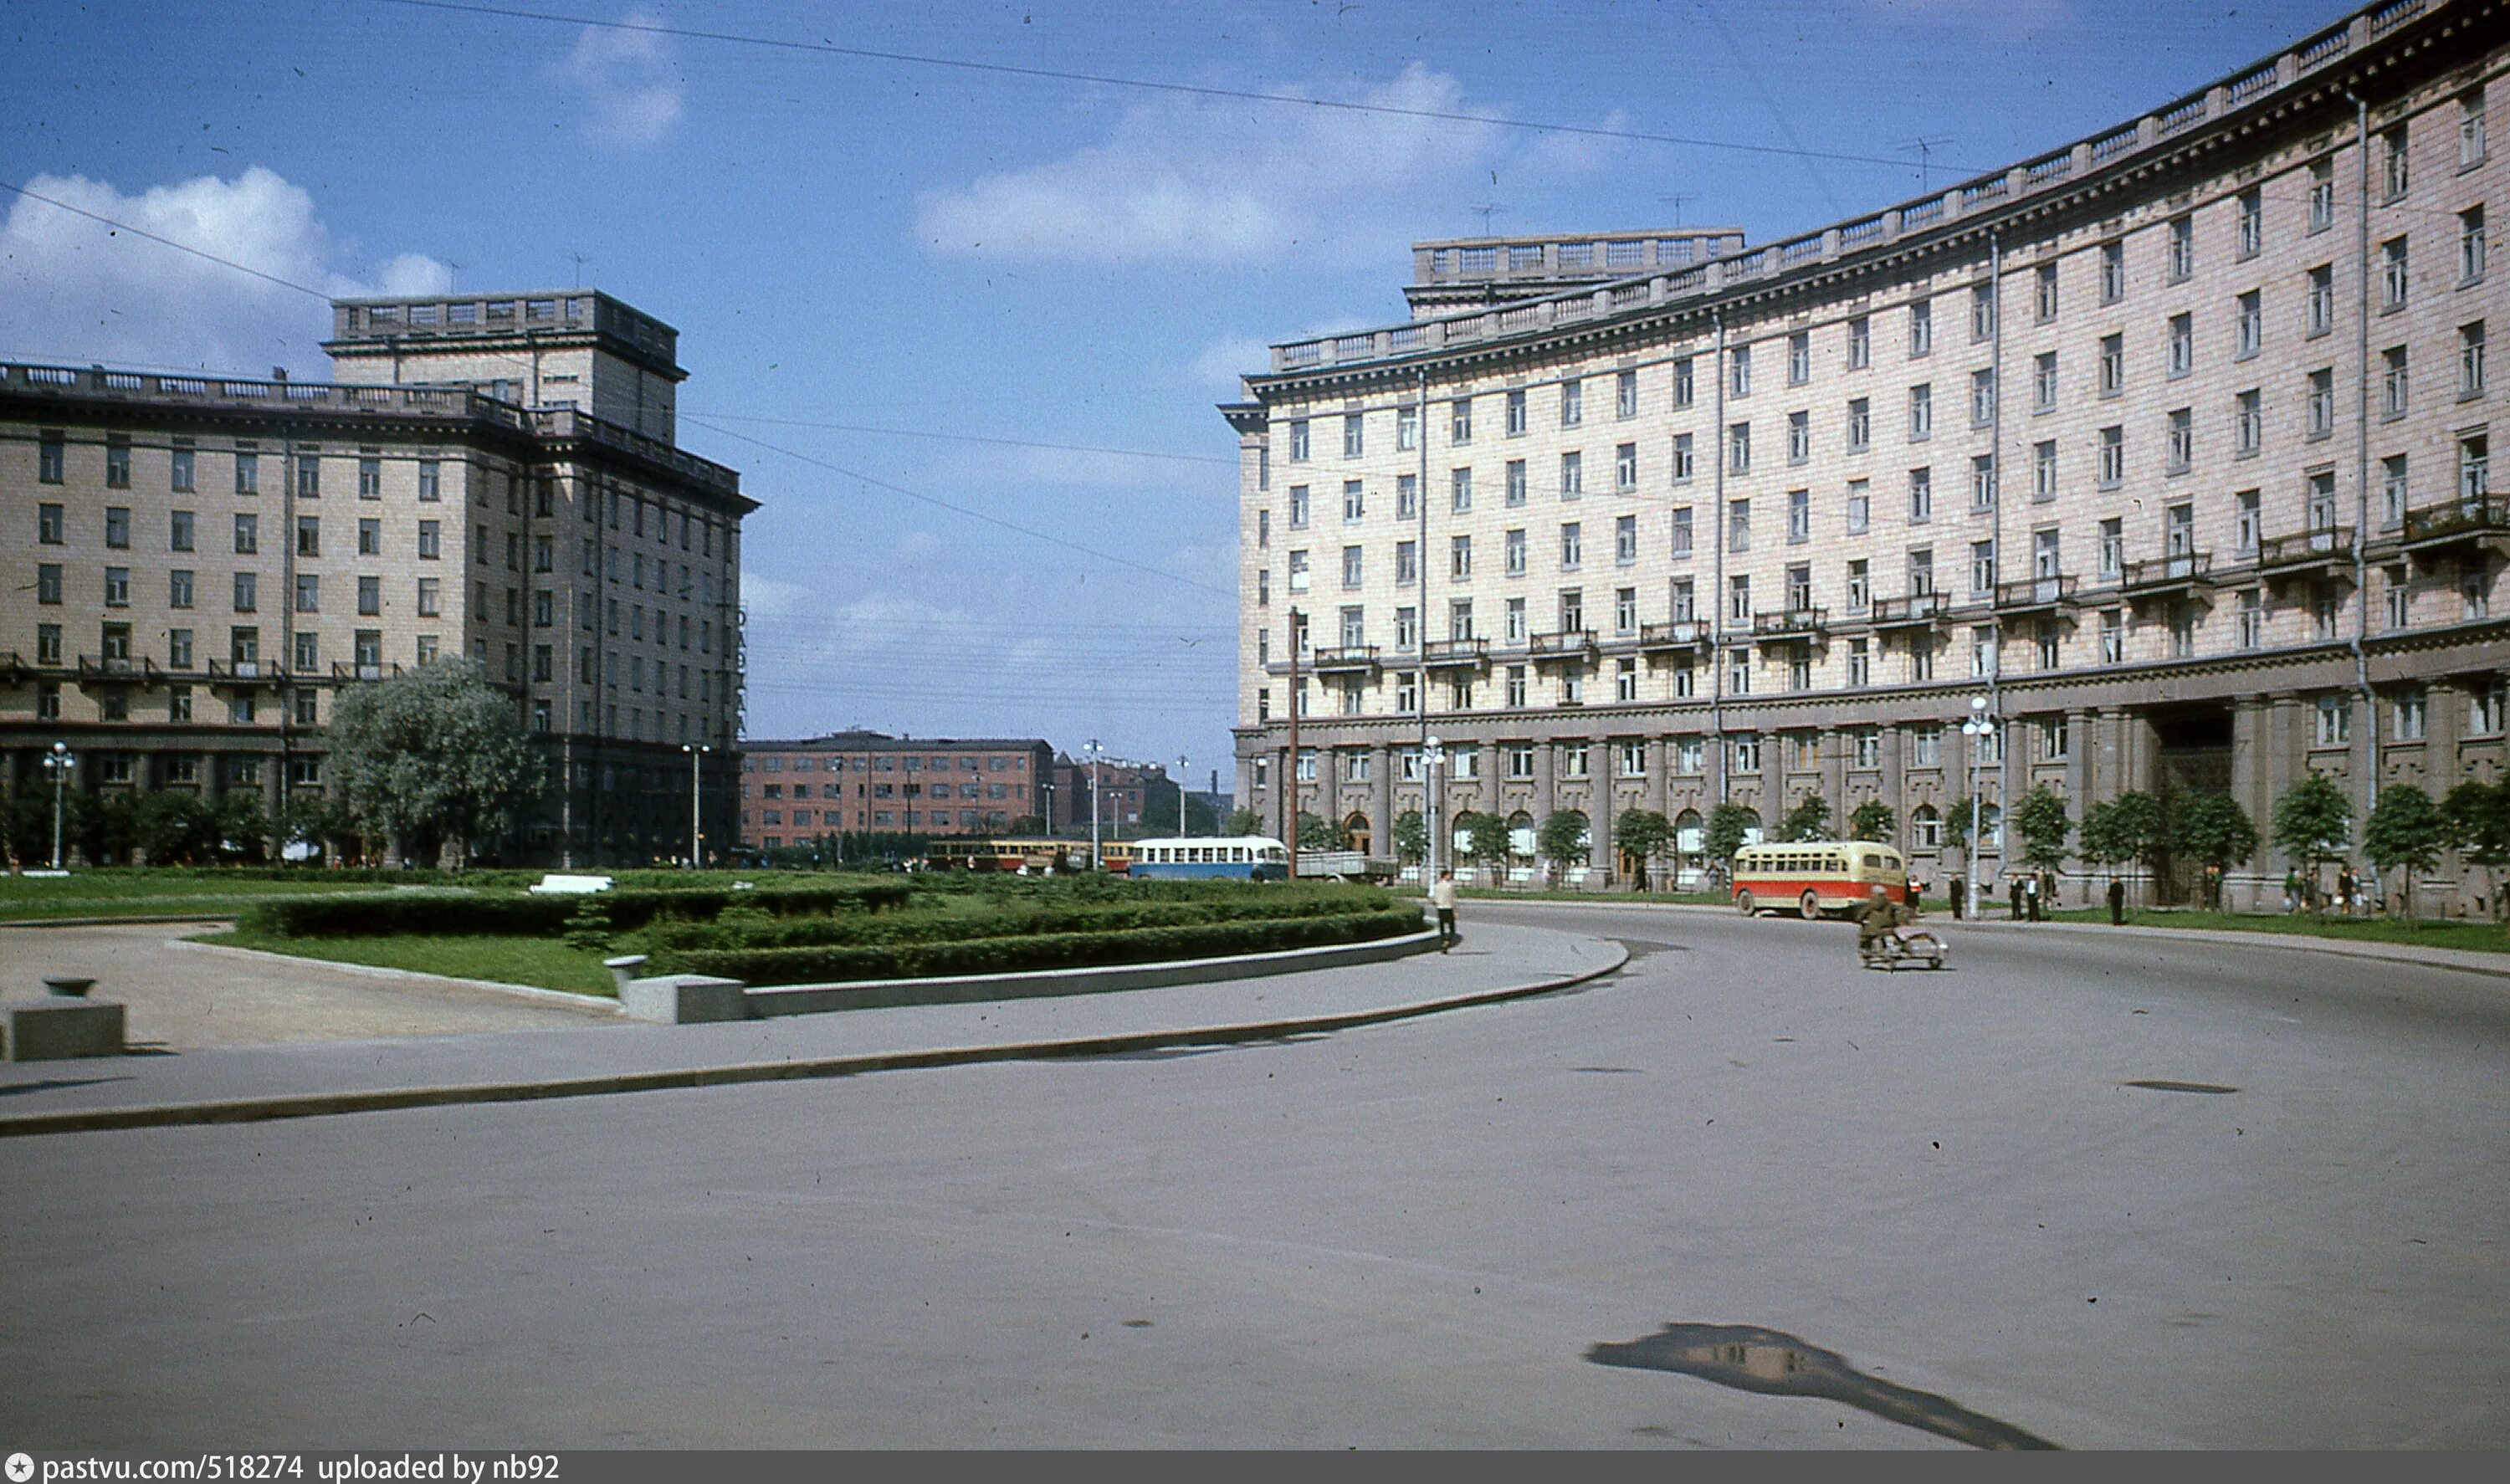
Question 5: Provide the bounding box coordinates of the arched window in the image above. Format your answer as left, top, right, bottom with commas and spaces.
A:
1912, 804, 1943, 849
1508, 810, 1539, 859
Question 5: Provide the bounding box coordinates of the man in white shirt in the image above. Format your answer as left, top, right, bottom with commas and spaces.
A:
1429, 870, 1460, 950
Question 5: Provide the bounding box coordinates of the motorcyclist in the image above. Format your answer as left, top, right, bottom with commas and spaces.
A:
1853, 883, 1907, 963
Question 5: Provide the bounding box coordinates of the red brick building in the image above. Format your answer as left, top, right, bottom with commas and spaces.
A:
737, 731, 1052, 850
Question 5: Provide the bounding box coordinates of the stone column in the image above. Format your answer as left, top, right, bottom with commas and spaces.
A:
1373, 743, 1396, 862
2227, 695, 2267, 911
1535, 737, 1558, 825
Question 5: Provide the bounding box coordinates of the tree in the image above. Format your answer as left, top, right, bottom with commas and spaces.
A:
2013, 785, 2072, 874
1847, 798, 1897, 844
1464, 811, 1513, 872
1614, 809, 1672, 891
2272, 772, 2354, 913
1224, 808, 1263, 838
1703, 802, 1759, 867
278, 791, 352, 863
2442, 779, 2510, 922
1777, 791, 1832, 843
2171, 793, 2260, 909
2363, 784, 2449, 923
326, 660, 544, 868
2080, 791, 2166, 898
206, 791, 272, 865
134, 791, 219, 866
1005, 814, 1047, 836
1295, 812, 1349, 851
1537, 810, 1592, 875
1391, 809, 1429, 866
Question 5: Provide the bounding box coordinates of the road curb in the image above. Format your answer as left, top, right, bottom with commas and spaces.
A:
0, 940, 1630, 1139
172, 934, 627, 1013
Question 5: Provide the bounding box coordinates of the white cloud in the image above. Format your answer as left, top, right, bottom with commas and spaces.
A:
0, 167, 453, 376
916, 64, 1618, 268
552, 8, 684, 146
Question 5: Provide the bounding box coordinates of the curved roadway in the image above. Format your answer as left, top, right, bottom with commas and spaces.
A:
2, 903, 2502, 1449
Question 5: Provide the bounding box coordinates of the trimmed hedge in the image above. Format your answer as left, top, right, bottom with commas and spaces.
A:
239, 880, 914, 938
651, 908, 1426, 985
637, 888, 1397, 952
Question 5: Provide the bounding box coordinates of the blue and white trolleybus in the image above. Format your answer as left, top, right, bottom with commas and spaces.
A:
1127, 836, 1291, 881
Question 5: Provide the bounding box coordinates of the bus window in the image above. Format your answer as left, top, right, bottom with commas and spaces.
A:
1864, 854, 1883, 870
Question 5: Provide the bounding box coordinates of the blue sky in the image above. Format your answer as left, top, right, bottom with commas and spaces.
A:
1, 0, 2350, 786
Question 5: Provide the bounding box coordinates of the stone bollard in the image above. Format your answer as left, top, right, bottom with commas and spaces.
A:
5, 974, 127, 1061
619, 973, 750, 1025
603, 955, 650, 995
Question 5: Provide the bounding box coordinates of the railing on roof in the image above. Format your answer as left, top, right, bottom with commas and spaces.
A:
1263, 0, 2457, 376
0, 361, 530, 431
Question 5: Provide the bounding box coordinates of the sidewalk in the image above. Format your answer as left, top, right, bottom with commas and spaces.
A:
0, 923, 1626, 1138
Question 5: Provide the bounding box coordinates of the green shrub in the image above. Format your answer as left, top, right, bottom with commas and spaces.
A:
654, 908, 1424, 985
238, 880, 914, 938
634, 888, 1401, 953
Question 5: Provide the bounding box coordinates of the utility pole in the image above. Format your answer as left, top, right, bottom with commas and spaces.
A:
1285, 608, 1301, 880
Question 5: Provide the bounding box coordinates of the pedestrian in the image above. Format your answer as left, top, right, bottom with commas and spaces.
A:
2282, 869, 2298, 914
2338, 867, 2356, 916
2108, 877, 2127, 926
1950, 876, 1964, 919
2024, 872, 2041, 922
2010, 876, 2026, 922
1430, 869, 1460, 951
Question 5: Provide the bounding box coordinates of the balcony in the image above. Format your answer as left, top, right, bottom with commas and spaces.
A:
1994, 574, 2078, 616
1308, 645, 1380, 675
205, 658, 281, 688
74, 655, 158, 684
2257, 525, 2354, 586
2399, 496, 2510, 566
1750, 606, 1827, 641
1868, 592, 1950, 631
2120, 551, 2213, 604
1638, 619, 1708, 652
1420, 638, 1489, 669
332, 660, 397, 683
1527, 629, 1597, 663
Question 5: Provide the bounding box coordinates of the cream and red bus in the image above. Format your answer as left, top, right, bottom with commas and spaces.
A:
1731, 840, 1913, 919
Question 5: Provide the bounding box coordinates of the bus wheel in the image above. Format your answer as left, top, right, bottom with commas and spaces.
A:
1735, 890, 1756, 916
1801, 889, 1822, 921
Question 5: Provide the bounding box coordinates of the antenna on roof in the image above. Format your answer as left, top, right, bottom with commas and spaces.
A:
1657, 192, 1694, 229
1900, 136, 1954, 193
568, 251, 592, 289
1469, 202, 1507, 236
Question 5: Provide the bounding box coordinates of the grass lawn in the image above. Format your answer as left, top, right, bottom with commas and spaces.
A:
212, 928, 619, 996
0, 873, 458, 923
2041, 906, 2510, 955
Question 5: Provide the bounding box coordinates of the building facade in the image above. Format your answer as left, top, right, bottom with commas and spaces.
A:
736, 731, 1054, 850
1045, 755, 1179, 839
2, 289, 753, 866
1231, 0, 2504, 907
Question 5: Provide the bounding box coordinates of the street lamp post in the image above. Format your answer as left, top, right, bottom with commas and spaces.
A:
1087, 738, 1104, 872
1177, 754, 1191, 838
42, 741, 76, 871
1423, 734, 1445, 886
1960, 696, 1997, 919
680, 743, 710, 868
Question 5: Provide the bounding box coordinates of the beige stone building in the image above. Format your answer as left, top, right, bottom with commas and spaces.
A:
1229, 0, 2503, 908
1, 289, 754, 865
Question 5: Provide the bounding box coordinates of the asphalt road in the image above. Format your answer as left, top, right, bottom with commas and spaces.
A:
2, 904, 2503, 1450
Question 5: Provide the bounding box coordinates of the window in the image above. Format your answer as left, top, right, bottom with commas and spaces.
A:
1452, 397, 1473, 444
416, 458, 440, 503
2463, 321, 2489, 397
1394, 476, 1416, 521
1671, 507, 1693, 558
2165, 502, 2195, 558
1789, 489, 1811, 543
1560, 670, 1585, 707
2236, 289, 2262, 360
2098, 518, 2123, 581
1341, 545, 1363, 589
2235, 489, 2262, 557
2382, 236, 2409, 310
1848, 317, 1871, 369
2382, 125, 2409, 200
1616, 514, 1638, 565
2471, 678, 2506, 737
233, 448, 259, 495
1616, 656, 1639, 702
1506, 390, 1528, 436
1728, 574, 1753, 625
2235, 389, 2262, 458
1396, 403, 1419, 451
1673, 358, 1695, 408
2166, 408, 2193, 473
1971, 625, 1998, 677
1344, 412, 1364, 458
170, 440, 195, 493
1970, 368, 1995, 427
2394, 687, 2427, 741
1729, 422, 1751, 474
2237, 188, 2262, 260
2310, 158, 2336, 233
2166, 215, 2195, 281
1618, 369, 1638, 419
1396, 671, 1419, 713
357, 518, 381, 556
234, 512, 259, 554
2382, 457, 2410, 529
1729, 498, 1751, 554
2100, 239, 2125, 303
2462, 433, 2491, 500
418, 519, 441, 560
36, 502, 64, 545
2100, 607, 2124, 664
1289, 484, 1311, 527
1787, 332, 1811, 386
1730, 345, 1752, 399
2465, 207, 2489, 284
1342, 480, 1365, 523
296, 454, 320, 499
295, 514, 320, 557
1559, 453, 1581, 499
2383, 346, 2410, 419
1908, 298, 1932, 356
1908, 383, 1931, 441
1908, 633, 1935, 683
1289, 419, 1310, 460
2032, 352, 2057, 414
231, 571, 255, 612
1847, 637, 1872, 688
1614, 584, 1638, 635
1847, 397, 1871, 452
1450, 536, 1471, 580
2316, 694, 2351, 746
2036, 619, 2062, 671
1504, 597, 1526, 643
1730, 729, 1760, 770
169, 570, 193, 609
294, 573, 319, 613
1908, 466, 1933, 524
1560, 522, 1583, 570
1396, 540, 1418, 586
2035, 262, 2059, 321
2466, 89, 2491, 168
2308, 369, 2335, 439
1788, 411, 1811, 464
1288, 550, 1311, 592
1560, 380, 1583, 427
168, 628, 192, 669
2168, 314, 2192, 379
2099, 333, 2124, 397
2098, 426, 2124, 487
1505, 528, 1528, 576
358, 456, 382, 499
2236, 588, 2263, 650
1452, 468, 1473, 513
2032, 441, 2057, 502
1616, 442, 1637, 492
102, 435, 131, 489
417, 577, 441, 617
2307, 264, 2334, 336
1970, 282, 1995, 342
1970, 540, 1997, 595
